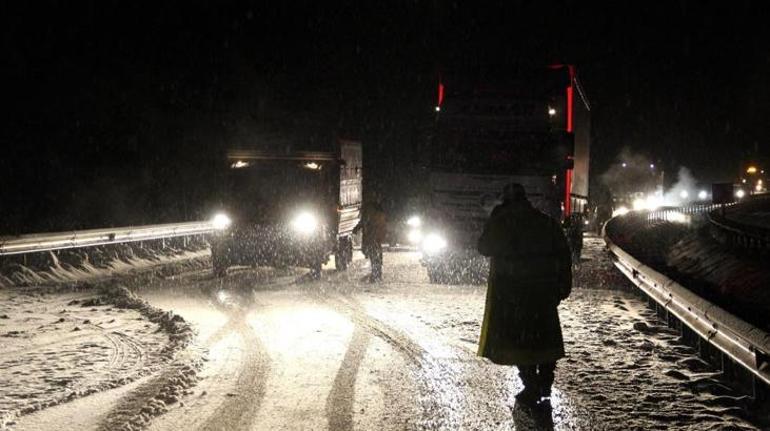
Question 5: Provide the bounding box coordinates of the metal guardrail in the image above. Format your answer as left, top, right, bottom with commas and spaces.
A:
0, 221, 214, 256
707, 197, 770, 252
604, 217, 770, 387
645, 204, 725, 224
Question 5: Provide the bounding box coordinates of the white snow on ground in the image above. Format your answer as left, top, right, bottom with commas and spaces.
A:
2, 234, 763, 430
0, 289, 169, 429
325, 236, 758, 430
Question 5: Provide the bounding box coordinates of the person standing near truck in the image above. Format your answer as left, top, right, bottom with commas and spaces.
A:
353, 200, 387, 282
477, 183, 572, 408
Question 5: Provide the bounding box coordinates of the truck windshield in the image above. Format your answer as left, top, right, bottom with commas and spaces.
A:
223, 160, 334, 222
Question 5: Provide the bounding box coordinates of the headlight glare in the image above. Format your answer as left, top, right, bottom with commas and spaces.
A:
406, 216, 421, 227
292, 211, 318, 234
407, 229, 423, 244
422, 232, 447, 254
212, 213, 232, 230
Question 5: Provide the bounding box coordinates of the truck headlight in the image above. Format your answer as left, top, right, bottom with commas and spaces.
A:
407, 229, 423, 244
292, 211, 318, 234
406, 215, 421, 227
422, 232, 447, 254
211, 213, 232, 230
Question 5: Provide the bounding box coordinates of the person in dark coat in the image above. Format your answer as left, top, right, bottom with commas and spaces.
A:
353, 200, 387, 282
477, 183, 572, 406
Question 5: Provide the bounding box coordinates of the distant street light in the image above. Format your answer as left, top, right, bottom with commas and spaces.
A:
548, 107, 557, 116
679, 190, 689, 199
736, 189, 746, 199
649, 163, 655, 169
434, 106, 441, 112
698, 190, 708, 200
621, 162, 627, 168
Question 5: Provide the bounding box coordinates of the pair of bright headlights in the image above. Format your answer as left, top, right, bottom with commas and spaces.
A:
405, 216, 447, 253
210, 211, 319, 234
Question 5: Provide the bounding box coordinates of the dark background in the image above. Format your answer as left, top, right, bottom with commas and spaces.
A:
2, 1, 768, 233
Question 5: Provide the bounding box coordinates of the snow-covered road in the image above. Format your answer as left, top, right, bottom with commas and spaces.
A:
4, 236, 762, 430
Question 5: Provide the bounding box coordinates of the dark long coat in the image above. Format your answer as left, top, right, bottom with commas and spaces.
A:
354, 204, 387, 258
477, 199, 572, 366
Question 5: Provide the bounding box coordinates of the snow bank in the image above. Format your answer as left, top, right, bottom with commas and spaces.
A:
0, 282, 199, 430
0, 243, 210, 289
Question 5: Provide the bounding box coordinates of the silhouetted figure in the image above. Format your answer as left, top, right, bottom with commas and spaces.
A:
353, 200, 387, 282
594, 203, 612, 235
477, 183, 572, 407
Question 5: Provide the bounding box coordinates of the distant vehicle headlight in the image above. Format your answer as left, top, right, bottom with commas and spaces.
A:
407, 229, 423, 244
406, 215, 421, 227
422, 232, 447, 254
211, 213, 232, 230
292, 211, 318, 234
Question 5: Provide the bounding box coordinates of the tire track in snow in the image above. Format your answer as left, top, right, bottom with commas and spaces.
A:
197, 311, 270, 431
96, 292, 271, 431
324, 325, 370, 431
316, 291, 467, 430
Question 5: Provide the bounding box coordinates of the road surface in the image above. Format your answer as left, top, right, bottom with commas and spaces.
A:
7, 236, 760, 430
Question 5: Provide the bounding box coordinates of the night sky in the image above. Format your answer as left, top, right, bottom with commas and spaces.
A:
2, 1, 769, 233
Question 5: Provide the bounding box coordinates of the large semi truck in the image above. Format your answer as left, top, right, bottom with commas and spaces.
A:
208, 139, 362, 277
417, 65, 591, 283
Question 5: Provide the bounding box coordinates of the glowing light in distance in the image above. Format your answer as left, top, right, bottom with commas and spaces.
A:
217, 290, 228, 303
231, 160, 250, 169
679, 190, 689, 199
756, 184, 763, 192
747, 166, 758, 174
736, 189, 746, 199
632, 198, 646, 211
621, 162, 627, 168
407, 229, 423, 244
211, 213, 232, 230
303, 162, 321, 170
698, 190, 708, 200
406, 216, 421, 227
649, 163, 655, 169
548, 107, 557, 116
435, 106, 441, 112
646, 195, 663, 210
291, 211, 318, 234
612, 206, 630, 217
422, 232, 447, 254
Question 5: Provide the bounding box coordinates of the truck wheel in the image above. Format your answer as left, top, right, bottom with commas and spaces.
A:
212, 254, 228, 277
335, 237, 352, 271
211, 245, 229, 277
309, 261, 322, 279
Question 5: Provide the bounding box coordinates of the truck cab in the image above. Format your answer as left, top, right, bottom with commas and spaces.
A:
209, 140, 362, 277
416, 66, 591, 283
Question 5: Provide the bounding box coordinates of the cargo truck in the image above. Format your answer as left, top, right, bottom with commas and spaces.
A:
208, 139, 362, 277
